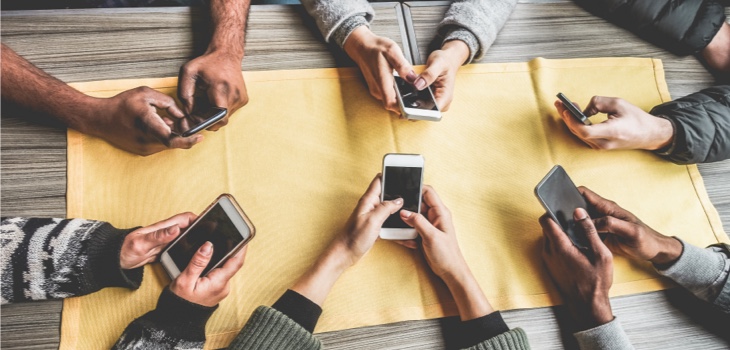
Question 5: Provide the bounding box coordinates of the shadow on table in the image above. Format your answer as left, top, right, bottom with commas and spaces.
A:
664, 288, 730, 344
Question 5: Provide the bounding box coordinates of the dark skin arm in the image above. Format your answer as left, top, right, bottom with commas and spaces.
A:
177, 0, 251, 130
1, 44, 201, 156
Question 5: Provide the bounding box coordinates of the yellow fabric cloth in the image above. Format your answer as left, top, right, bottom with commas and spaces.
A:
63, 58, 728, 349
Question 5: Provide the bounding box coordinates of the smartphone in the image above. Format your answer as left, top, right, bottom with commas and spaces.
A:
556, 93, 592, 125
172, 106, 227, 137
160, 194, 255, 279
380, 153, 424, 240
534, 165, 591, 250
394, 72, 441, 121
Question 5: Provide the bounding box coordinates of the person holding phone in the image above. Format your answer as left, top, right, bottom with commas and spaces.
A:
301, 0, 516, 114
1, 0, 250, 156
540, 187, 730, 349
226, 175, 530, 349
0, 213, 247, 349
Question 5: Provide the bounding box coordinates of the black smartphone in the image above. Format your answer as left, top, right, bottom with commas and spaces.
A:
393, 74, 441, 121
534, 165, 591, 250
556, 93, 592, 125
173, 107, 227, 138
380, 153, 424, 240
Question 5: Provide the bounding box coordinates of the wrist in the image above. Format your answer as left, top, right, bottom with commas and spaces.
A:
319, 242, 355, 275
650, 236, 683, 266
203, 46, 244, 62
573, 292, 613, 329
67, 95, 108, 134
441, 40, 470, 67
343, 26, 375, 59
440, 260, 476, 290
647, 115, 674, 151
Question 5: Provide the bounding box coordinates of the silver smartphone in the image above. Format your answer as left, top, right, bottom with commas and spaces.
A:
380, 153, 425, 240
394, 72, 441, 121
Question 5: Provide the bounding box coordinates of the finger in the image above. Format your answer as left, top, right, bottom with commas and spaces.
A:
432, 81, 453, 111
400, 210, 438, 240
578, 186, 633, 220
207, 245, 247, 282
368, 198, 404, 225
178, 63, 198, 114
356, 174, 383, 214
394, 240, 419, 249
593, 216, 636, 239
169, 134, 204, 150
206, 86, 231, 132
415, 58, 446, 91
573, 208, 607, 256
182, 241, 213, 280
582, 96, 620, 117
379, 66, 399, 114
145, 212, 198, 232
383, 42, 416, 84
145, 224, 182, 247
539, 214, 572, 251
142, 111, 174, 146
421, 186, 450, 225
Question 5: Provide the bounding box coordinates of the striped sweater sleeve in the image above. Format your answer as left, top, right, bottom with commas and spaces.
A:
1, 217, 142, 304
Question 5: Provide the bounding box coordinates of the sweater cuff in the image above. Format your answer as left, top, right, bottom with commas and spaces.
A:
467, 327, 530, 350
442, 26, 480, 64
655, 239, 725, 289
144, 287, 217, 342
332, 16, 369, 49
87, 223, 143, 290
272, 289, 322, 333
229, 306, 321, 350
459, 311, 511, 348
573, 318, 633, 350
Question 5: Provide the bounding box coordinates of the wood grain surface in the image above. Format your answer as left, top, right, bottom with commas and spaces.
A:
2, 1, 730, 349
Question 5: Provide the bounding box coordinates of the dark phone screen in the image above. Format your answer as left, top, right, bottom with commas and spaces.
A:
383, 166, 422, 228
394, 76, 438, 111
168, 203, 247, 276
536, 166, 591, 249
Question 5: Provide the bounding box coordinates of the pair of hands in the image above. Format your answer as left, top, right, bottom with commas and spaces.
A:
120, 212, 246, 307
555, 96, 674, 151
84, 50, 247, 156
541, 186, 682, 329
343, 26, 470, 114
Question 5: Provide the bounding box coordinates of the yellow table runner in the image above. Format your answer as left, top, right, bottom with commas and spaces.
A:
63, 58, 729, 349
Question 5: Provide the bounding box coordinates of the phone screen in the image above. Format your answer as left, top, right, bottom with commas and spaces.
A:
168, 203, 248, 275
535, 166, 591, 250
382, 166, 422, 228
394, 76, 438, 111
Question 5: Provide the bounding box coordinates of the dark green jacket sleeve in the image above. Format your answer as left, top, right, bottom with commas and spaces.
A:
227, 306, 323, 350
463, 328, 531, 350
650, 85, 730, 164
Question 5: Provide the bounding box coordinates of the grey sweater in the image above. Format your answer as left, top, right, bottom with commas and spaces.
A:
300, 0, 518, 64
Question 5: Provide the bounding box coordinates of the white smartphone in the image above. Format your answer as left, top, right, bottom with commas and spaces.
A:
393, 72, 442, 121
380, 153, 425, 240
160, 194, 255, 279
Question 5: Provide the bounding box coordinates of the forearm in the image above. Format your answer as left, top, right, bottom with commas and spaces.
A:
290, 244, 350, 307
207, 0, 250, 59
0, 44, 98, 131
442, 267, 494, 321
0, 217, 142, 304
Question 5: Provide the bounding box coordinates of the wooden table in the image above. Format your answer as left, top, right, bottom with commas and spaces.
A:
2, 2, 730, 349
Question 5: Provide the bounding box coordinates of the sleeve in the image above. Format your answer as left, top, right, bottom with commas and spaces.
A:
654, 240, 730, 313
301, 0, 375, 48
271, 289, 323, 333
649, 84, 730, 164
573, 318, 635, 350
0, 217, 142, 304
112, 288, 216, 350
227, 306, 323, 350
571, 0, 726, 55
438, 0, 517, 64
457, 311, 530, 350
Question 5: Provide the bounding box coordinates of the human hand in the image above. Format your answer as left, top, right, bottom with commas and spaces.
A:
86, 87, 203, 156
331, 174, 404, 267
169, 242, 247, 307
178, 50, 248, 131
540, 208, 614, 329
579, 186, 683, 266
555, 96, 674, 151
413, 40, 470, 111
120, 212, 197, 270
343, 26, 417, 114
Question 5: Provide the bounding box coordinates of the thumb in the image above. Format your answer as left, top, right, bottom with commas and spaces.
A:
400, 210, 437, 240
146, 224, 181, 247
583, 96, 620, 117
169, 134, 204, 150
182, 241, 213, 280
413, 59, 445, 91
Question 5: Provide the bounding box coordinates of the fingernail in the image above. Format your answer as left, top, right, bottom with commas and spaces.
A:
200, 242, 213, 256
406, 71, 418, 83
393, 198, 403, 205
167, 225, 179, 235
414, 78, 427, 90
401, 210, 413, 218
574, 208, 588, 221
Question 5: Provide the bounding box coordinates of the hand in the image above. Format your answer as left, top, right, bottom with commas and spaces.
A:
178, 50, 248, 131
120, 212, 197, 270
343, 26, 418, 114
579, 187, 683, 266
413, 40, 470, 111
540, 208, 614, 329
169, 241, 247, 307
701, 22, 730, 74
84, 87, 203, 156
332, 174, 404, 267
555, 96, 674, 151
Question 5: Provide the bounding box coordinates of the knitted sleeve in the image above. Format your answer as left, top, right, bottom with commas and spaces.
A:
1, 217, 142, 304
300, 0, 374, 48
228, 306, 323, 350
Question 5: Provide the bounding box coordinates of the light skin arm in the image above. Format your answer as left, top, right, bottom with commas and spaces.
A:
177, 0, 250, 130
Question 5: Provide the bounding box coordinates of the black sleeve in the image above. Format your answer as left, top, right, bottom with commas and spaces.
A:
458, 311, 511, 348
650, 85, 730, 164
572, 0, 726, 55
271, 289, 323, 333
